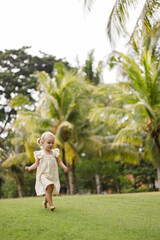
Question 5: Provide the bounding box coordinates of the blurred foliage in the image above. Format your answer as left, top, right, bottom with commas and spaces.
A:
23, 175, 36, 197
1, 31, 160, 197
0, 46, 71, 137
83, 50, 103, 84
75, 156, 156, 194
1, 179, 18, 198
1, 175, 36, 198
1, 155, 157, 198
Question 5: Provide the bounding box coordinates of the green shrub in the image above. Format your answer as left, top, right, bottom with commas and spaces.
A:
1, 179, 18, 198
136, 186, 149, 192
121, 187, 136, 193
23, 175, 36, 196
119, 176, 133, 191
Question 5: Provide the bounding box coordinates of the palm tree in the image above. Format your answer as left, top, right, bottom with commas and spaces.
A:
35, 62, 94, 194
89, 35, 160, 189
83, 0, 160, 49
10, 61, 102, 195
1, 128, 30, 197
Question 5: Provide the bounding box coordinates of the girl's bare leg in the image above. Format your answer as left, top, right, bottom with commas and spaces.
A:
43, 196, 48, 208
45, 184, 55, 211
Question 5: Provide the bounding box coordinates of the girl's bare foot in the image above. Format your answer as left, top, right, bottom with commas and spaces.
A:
42, 201, 47, 209
50, 206, 55, 211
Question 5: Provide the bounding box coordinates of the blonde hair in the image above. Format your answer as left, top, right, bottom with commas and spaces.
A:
37, 131, 55, 147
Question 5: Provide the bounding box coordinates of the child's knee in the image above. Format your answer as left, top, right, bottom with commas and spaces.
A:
46, 184, 54, 193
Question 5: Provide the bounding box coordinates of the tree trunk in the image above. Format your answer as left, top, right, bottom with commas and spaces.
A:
62, 148, 70, 194
17, 184, 24, 198
153, 135, 160, 191
95, 174, 101, 194
68, 161, 75, 195
157, 163, 160, 191
14, 175, 24, 198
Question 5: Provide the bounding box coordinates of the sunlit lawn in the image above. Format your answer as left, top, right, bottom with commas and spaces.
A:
0, 192, 160, 240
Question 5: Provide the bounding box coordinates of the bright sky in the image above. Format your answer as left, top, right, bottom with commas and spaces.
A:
0, 0, 143, 83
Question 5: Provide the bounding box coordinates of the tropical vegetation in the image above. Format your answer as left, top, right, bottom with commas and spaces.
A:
0, 0, 160, 197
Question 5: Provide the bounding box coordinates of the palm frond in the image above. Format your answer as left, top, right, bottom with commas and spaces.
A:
114, 127, 142, 146
120, 48, 160, 111
131, 101, 155, 120
55, 121, 74, 145
37, 93, 60, 119
89, 135, 116, 144
83, 0, 95, 11
80, 136, 105, 156
2, 152, 28, 168
18, 111, 53, 128
36, 71, 54, 95
142, 131, 160, 165
107, 0, 141, 47
130, 0, 160, 48
101, 143, 140, 164
120, 53, 145, 86
89, 107, 128, 127
65, 141, 81, 165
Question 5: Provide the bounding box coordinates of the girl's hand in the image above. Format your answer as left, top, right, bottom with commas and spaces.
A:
64, 167, 68, 173
25, 166, 30, 171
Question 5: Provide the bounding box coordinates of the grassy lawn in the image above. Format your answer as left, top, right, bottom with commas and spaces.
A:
0, 192, 160, 240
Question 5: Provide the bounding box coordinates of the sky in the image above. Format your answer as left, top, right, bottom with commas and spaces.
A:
0, 0, 143, 83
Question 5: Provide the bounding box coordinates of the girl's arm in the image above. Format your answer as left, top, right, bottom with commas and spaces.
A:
25, 158, 40, 171
56, 157, 68, 173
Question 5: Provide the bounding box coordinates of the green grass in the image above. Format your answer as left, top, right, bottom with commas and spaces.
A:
0, 193, 160, 240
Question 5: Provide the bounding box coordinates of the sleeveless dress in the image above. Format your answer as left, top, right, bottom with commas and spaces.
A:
34, 148, 60, 196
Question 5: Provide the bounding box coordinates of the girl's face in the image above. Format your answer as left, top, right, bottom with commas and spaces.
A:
42, 135, 55, 152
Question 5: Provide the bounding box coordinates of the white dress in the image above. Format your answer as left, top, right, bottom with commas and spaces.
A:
34, 148, 60, 196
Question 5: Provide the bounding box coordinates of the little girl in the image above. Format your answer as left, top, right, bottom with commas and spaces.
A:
25, 131, 68, 211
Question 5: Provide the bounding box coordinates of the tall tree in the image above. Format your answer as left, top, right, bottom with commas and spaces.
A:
0, 46, 70, 137
38, 63, 98, 194
14, 62, 93, 194
83, 50, 103, 84
1, 128, 30, 197
89, 35, 160, 189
